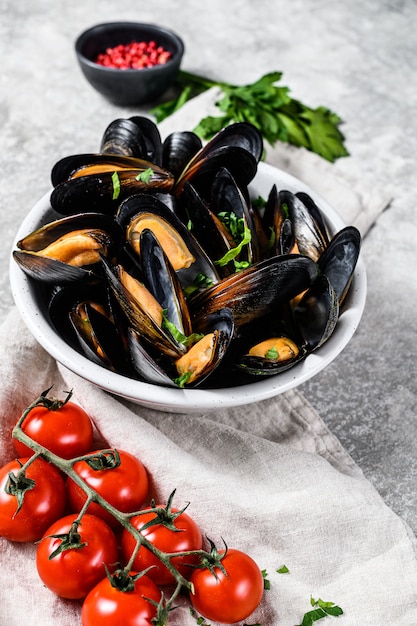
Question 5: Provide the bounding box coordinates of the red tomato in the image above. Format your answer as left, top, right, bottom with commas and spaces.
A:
67, 449, 149, 526
82, 570, 161, 626
189, 548, 264, 624
14, 399, 94, 459
0, 457, 66, 542
36, 513, 119, 599
121, 505, 203, 585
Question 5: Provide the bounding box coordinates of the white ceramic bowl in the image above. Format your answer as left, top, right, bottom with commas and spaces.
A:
9, 162, 366, 413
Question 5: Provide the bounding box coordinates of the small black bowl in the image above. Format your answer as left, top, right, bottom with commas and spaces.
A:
75, 22, 184, 106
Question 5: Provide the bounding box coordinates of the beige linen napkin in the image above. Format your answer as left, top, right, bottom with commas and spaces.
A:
1, 92, 413, 626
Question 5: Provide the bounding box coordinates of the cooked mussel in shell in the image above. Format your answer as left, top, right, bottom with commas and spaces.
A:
13, 212, 118, 285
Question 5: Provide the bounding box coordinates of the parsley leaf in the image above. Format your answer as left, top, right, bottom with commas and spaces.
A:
297, 597, 344, 626
214, 225, 252, 267
277, 564, 290, 574
135, 167, 154, 183
111, 171, 120, 200
161, 310, 204, 347
152, 70, 348, 162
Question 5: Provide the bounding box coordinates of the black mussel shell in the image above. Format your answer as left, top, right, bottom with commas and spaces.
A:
128, 328, 178, 387
293, 274, 339, 351
100, 118, 150, 158
139, 228, 192, 337
210, 166, 261, 265
317, 226, 361, 307
175, 145, 258, 199
101, 255, 186, 359
196, 122, 263, 163
279, 190, 329, 262
50, 155, 175, 216
162, 131, 203, 178
177, 181, 235, 277
189, 254, 319, 328
16, 212, 122, 253
12, 252, 104, 286
128, 116, 163, 166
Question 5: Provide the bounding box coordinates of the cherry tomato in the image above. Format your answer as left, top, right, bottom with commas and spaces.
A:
36, 513, 119, 599
14, 398, 94, 459
82, 570, 161, 626
0, 457, 66, 542
121, 504, 203, 585
189, 548, 264, 624
67, 449, 149, 526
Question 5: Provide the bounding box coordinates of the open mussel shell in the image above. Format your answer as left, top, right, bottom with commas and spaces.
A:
50, 154, 175, 216
189, 254, 319, 328
177, 307, 235, 388
15, 212, 122, 252
174, 120, 263, 198
13, 212, 118, 286
116, 192, 220, 293
162, 131, 203, 178
293, 274, 340, 351
192, 122, 263, 164
231, 306, 305, 377
210, 166, 261, 265
318, 225, 361, 307
177, 181, 236, 278
174, 145, 259, 200
129, 307, 235, 388
69, 301, 132, 374
101, 255, 186, 359
139, 228, 192, 337
279, 190, 329, 262
12, 252, 103, 285
127, 328, 178, 387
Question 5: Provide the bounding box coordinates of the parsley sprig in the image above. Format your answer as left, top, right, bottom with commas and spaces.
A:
152, 70, 348, 162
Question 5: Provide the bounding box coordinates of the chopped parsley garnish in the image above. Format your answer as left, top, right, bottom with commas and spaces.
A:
215, 225, 251, 267
276, 564, 289, 573
111, 171, 120, 200
161, 310, 204, 347
135, 167, 154, 183
297, 597, 344, 626
183, 272, 214, 298
174, 371, 193, 388
265, 347, 279, 360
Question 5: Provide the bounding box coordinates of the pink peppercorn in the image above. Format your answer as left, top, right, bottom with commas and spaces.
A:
95, 40, 172, 69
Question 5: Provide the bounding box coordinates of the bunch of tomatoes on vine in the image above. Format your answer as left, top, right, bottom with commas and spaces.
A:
0, 386, 265, 625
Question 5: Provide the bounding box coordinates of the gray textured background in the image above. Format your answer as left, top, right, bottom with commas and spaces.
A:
1, 0, 416, 532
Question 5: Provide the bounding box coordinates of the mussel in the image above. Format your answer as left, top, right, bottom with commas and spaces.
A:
13, 212, 118, 285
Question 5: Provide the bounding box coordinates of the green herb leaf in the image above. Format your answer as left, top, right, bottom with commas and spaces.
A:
297, 597, 344, 626
161, 310, 204, 346
183, 272, 214, 298
111, 171, 120, 200
174, 371, 193, 388
215, 225, 251, 267
277, 564, 289, 573
135, 167, 154, 183
266, 347, 279, 360
262, 569, 271, 590
152, 70, 348, 162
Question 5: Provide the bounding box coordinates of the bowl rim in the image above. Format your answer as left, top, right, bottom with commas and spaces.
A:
75, 21, 185, 73
9, 161, 367, 413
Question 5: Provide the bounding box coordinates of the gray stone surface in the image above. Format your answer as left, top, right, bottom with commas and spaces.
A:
1, 0, 416, 533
